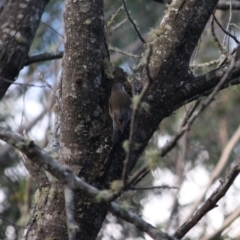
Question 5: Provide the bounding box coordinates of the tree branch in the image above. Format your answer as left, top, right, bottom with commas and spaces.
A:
130, 185, 179, 191
0, 126, 176, 240
25, 51, 63, 66
0, 93, 54, 168
0, 0, 49, 100
104, 53, 237, 203
122, 0, 145, 43
213, 14, 239, 44
200, 205, 240, 240
181, 124, 240, 224
115, 0, 220, 189
122, 47, 153, 185
152, 1, 240, 11
173, 156, 240, 238
211, 12, 229, 57
216, 2, 240, 10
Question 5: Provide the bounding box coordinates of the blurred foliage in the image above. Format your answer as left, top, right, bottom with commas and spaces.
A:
105, 0, 164, 66
1, 0, 240, 239
0, 0, 63, 239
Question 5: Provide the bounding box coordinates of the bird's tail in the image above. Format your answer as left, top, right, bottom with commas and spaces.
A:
112, 121, 121, 144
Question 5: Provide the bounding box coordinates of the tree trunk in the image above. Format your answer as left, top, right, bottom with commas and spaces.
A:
3, 0, 240, 239
0, 0, 49, 100
24, 0, 224, 239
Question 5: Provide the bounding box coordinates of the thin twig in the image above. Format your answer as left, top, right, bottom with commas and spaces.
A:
0, 89, 55, 154
213, 15, 239, 45
106, 4, 124, 29
109, 45, 141, 58
0, 77, 46, 88
40, 21, 64, 38
153, 1, 240, 11
217, 46, 237, 67
171, 55, 238, 238
181, 124, 240, 225
112, 17, 128, 31
174, 156, 240, 239
211, 12, 229, 57
200, 205, 240, 240
38, 72, 61, 112
180, 98, 202, 128
230, 23, 240, 31
165, 131, 188, 231
0, 126, 176, 240
222, 0, 233, 46
121, 0, 146, 43
190, 59, 221, 69
122, 46, 153, 186
0, 215, 26, 229
130, 185, 179, 191
131, 168, 150, 186
105, 53, 237, 203
128, 103, 200, 190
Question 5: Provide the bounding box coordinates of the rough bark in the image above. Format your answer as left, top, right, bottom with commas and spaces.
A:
24, 0, 111, 239
125, 0, 220, 172
0, 0, 49, 100
24, 0, 235, 239
60, 0, 108, 239
54, 0, 222, 239
2, 0, 240, 239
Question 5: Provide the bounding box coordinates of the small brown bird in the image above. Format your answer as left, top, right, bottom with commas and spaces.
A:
109, 83, 132, 143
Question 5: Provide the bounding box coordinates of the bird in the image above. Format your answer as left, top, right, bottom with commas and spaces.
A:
109, 83, 132, 143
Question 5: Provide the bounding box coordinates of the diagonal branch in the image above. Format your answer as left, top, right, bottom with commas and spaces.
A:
122, 47, 153, 185
0, 126, 176, 240
152, 1, 240, 11
0, 105, 49, 165
181, 124, 240, 224
121, 0, 145, 43
213, 14, 239, 44
173, 156, 240, 239
200, 205, 240, 240
211, 12, 229, 57
103, 53, 237, 203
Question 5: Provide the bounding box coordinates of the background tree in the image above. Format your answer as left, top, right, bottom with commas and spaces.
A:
1, 0, 240, 240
